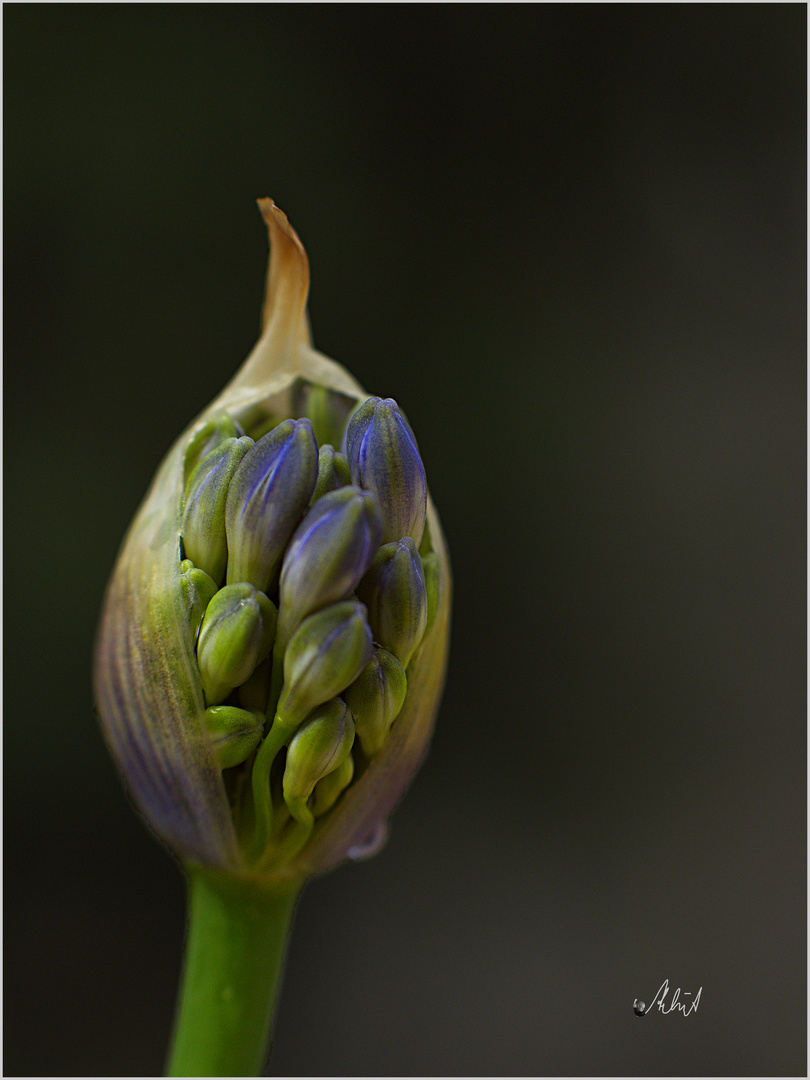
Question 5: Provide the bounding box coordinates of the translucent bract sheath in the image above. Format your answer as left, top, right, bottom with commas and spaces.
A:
94, 201, 451, 885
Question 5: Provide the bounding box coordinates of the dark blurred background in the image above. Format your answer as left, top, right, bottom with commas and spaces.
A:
4, 6, 805, 1076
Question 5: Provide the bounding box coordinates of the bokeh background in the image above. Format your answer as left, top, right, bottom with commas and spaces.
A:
4, 6, 805, 1076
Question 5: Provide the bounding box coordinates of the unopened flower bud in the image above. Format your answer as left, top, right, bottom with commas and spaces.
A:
276, 601, 373, 730
203, 705, 264, 770
292, 380, 356, 450
283, 698, 355, 815
179, 560, 218, 642
183, 413, 246, 485
197, 583, 277, 705
182, 437, 254, 584
345, 397, 427, 546
311, 753, 354, 817
310, 444, 351, 505
277, 487, 382, 648
357, 538, 428, 667
345, 647, 407, 758
225, 419, 318, 592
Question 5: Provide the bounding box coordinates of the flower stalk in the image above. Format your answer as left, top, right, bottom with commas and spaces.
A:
166, 868, 301, 1078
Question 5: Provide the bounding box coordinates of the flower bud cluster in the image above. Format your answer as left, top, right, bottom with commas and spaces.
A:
178, 391, 434, 868
94, 199, 450, 883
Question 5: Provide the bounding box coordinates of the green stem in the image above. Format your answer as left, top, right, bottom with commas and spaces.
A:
166, 866, 302, 1078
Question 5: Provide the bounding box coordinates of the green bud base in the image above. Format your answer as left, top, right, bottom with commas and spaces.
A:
166, 867, 301, 1077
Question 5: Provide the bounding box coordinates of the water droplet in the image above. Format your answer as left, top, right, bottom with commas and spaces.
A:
633, 999, 647, 1016
347, 820, 389, 861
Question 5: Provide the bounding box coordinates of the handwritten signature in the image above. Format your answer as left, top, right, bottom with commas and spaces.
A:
634, 979, 701, 1017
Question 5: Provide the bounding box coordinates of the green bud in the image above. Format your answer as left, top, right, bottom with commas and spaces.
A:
283, 698, 355, 815
203, 705, 264, 770
420, 551, 440, 640
310, 444, 352, 506
197, 583, 278, 705
179, 560, 218, 642
292, 380, 356, 450
182, 437, 254, 585
276, 601, 373, 730
357, 537, 428, 667
311, 753, 354, 817
345, 647, 407, 758
183, 412, 246, 485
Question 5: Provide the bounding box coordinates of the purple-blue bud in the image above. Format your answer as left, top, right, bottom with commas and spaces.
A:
224, 419, 318, 592
357, 537, 428, 667
277, 486, 383, 647
344, 397, 427, 546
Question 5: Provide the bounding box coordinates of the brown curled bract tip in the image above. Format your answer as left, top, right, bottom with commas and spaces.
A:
256, 198, 310, 341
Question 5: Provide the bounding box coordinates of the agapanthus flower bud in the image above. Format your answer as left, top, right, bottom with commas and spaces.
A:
277, 486, 383, 649
225, 419, 318, 592
179, 560, 218, 642
357, 537, 428, 667
310, 444, 351, 505
203, 705, 265, 770
183, 412, 246, 485
282, 698, 355, 816
345, 397, 427, 547
311, 753, 354, 817
345, 647, 407, 758
182, 437, 254, 585
94, 198, 451, 882
197, 583, 277, 705
275, 601, 373, 731
292, 380, 356, 451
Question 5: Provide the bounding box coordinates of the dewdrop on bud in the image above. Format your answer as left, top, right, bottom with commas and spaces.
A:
197, 583, 277, 705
